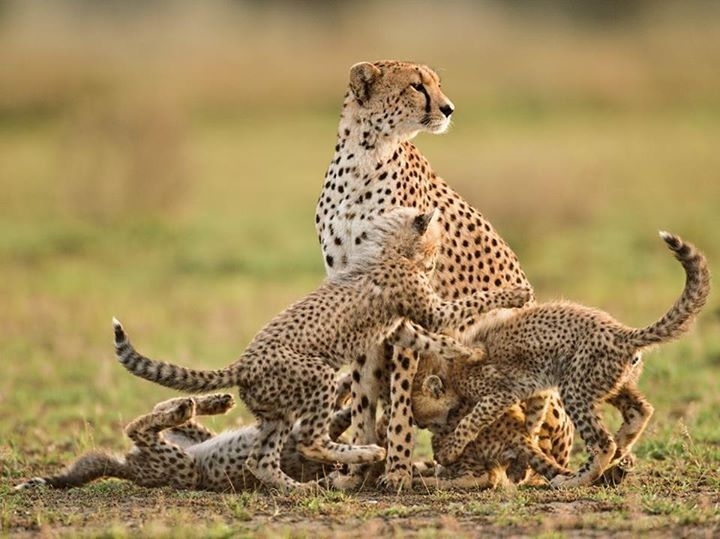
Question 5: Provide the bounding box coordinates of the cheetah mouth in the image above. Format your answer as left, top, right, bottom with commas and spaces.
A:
421, 115, 451, 134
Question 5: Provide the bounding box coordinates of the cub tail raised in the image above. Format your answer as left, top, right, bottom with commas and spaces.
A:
113, 318, 237, 393
625, 232, 710, 348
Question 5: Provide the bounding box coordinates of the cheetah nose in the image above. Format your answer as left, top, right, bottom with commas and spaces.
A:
440, 104, 454, 118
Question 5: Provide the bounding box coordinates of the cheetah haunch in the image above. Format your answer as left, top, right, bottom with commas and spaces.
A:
114, 207, 531, 492
411, 232, 709, 488
315, 60, 572, 489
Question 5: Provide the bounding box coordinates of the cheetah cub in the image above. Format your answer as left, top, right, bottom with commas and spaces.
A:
15, 389, 353, 493
405, 351, 573, 490
396, 232, 710, 488
114, 207, 531, 492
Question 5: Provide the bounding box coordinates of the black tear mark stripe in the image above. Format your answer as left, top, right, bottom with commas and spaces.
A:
417, 84, 431, 113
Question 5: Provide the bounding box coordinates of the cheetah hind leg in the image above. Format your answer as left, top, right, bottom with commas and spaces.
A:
245, 419, 315, 493
193, 393, 236, 416
386, 319, 472, 360
14, 452, 128, 490
595, 384, 653, 486
125, 397, 198, 443
550, 396, 616, 488
123, 397, 200, 489
521, 433, 573, 483
164, 394, 236, 446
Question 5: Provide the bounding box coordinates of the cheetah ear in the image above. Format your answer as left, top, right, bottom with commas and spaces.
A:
412, 209, 439, 235
422, 375, 445, 399
349, 62, 381, 104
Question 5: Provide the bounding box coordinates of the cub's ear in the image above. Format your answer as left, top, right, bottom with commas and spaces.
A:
349, 62, 381, 104
422, 375, 445, 399
412, 209, 439, 235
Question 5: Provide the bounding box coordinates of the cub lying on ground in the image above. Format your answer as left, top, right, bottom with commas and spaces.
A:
15, 384, 353, 492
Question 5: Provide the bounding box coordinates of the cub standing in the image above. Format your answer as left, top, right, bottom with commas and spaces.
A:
114, 207, 530, 491
399, 232, 709, 487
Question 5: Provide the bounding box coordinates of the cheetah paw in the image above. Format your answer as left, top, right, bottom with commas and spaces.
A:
377, 470, 412, 492
433, 439, 464, 466
594, 454, 636, 487
330, 472, 364, 491
438, 342, 473, 361
549, 473, 587, 489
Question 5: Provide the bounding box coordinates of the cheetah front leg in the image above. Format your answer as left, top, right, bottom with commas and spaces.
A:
377, 345, 420, 492
418, 287, 532, 335
434, 392, 519, 467
386, 319, 474, 360
519, 433, 573, 482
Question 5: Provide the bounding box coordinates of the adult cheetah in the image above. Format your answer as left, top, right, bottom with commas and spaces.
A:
114, 207, 531, 492
315, 59, 571, 488
424, 232, 710, 487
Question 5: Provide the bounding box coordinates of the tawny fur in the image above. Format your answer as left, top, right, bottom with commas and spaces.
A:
114, 207, 531, 492
387, 333, 573, 490
15, 392, 359, 493
315, 60, 572, 489
424, 232, 710, 488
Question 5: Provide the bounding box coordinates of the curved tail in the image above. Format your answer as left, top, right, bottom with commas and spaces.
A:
625, 232, 710, 348
14, 452, 128, 490
113, 318, 237, 393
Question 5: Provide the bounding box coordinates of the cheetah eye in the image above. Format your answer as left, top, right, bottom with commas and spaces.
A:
410, 82, 424, 92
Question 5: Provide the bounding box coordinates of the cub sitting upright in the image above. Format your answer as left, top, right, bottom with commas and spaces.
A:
115, 207, 531, 492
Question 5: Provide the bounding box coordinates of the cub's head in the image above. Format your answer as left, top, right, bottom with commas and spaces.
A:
346, 60, 454, 139
412, 373, 460, 432
345, 207, 442, 274
411, 346, 489, 434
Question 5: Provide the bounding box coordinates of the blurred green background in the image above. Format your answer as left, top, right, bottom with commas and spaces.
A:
1, 0, 719, 482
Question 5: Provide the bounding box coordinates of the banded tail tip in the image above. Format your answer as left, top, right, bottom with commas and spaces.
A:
659, 230, 681, 250
112, 317, 126, 344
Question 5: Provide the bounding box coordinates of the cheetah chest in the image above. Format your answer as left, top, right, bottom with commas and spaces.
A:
318, 178, 405, 274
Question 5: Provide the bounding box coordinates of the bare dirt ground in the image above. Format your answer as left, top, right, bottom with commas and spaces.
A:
4, 469, 719, 538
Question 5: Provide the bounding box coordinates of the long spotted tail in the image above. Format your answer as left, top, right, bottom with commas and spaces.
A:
113, 318, 237, 393
625, 232, 710, 348
14, 452, 128, 490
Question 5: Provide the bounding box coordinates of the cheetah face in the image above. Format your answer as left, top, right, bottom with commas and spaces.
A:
374, 207, 442, 271
348, 60, 455, 140
411, 374, 461, 431
346, 207, 443, 273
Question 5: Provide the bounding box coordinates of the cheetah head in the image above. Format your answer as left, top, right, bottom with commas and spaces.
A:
412, 373, 462, 432
346, 207, 442, 273
346, 60, 455, 140
411, 346, 490, 435
410, 351, 459, 431
373, 207, 443, 272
